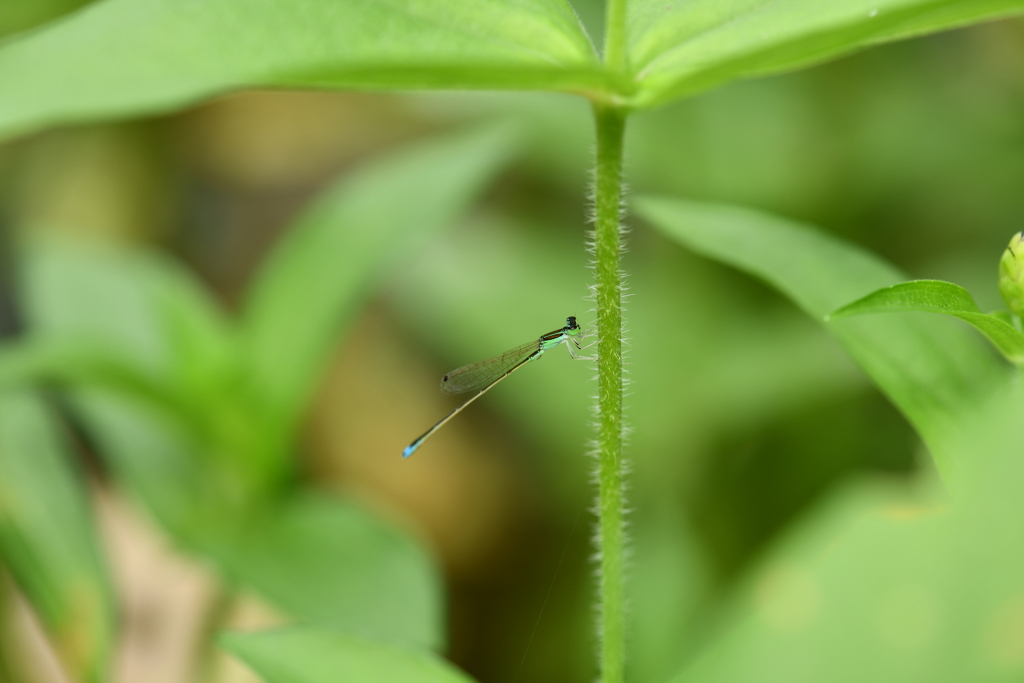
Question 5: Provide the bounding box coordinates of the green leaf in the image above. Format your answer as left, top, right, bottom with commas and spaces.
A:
12, 239, 284, 491
67, 393, 226, 537
13, 241, 270, 479
989, 310, 1020, 328
633, 196, 1008, 482
55, 373, 441, 648
0, 0, 601, 141
65, 394, 446, 650
0, 0, 95, 39
669, 378, 1024, 683
221, 627, 475, 683
240, 124, 518, 445
13, 237, 284, 520
668, 483, 1021, 683
20, 240, 234, 404
213, 495, 444, 650
829, 280, 1024, 364
0, 391, 114, 683
2, 0, 1021, 137
627, 0, 1024, 109
0, 338, 185, 415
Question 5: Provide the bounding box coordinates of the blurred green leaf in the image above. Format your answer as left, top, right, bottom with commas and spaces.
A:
0, 0, 602, 141
15, 241, 442, 643
0, 391, 113, 683
0, 337, 183, 415
829, 280, 1024, 364
214, 495, 444, 650
627, 0, 1024, 108
67, 394, 227, 538
66, 394, 446, 650
241, 124, 519, 446
627, 505, 711, 683
7, 130, 490, 652
0, 0, 95, 39
669, 377, 1024, 683
221, 627, 475, 683
634, 196, 1008, 482
20, 240, 234, 404
13, 241, 266, 478
16, 290, 442, 646
668, 484, 1020, 683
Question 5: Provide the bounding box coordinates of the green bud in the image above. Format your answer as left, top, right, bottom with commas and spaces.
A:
999, 231, 1024, 319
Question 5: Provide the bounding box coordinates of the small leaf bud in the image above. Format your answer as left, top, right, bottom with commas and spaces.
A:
999, 231, 1024, 319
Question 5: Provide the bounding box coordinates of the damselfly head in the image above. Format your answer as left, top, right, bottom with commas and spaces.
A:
566, 315, 578, 329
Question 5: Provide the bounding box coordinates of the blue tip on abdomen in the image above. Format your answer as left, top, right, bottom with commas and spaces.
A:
402, 443, 418, 459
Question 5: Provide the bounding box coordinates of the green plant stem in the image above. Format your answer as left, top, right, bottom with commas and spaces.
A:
603, 0, 628, 75
592, 103, 626, 683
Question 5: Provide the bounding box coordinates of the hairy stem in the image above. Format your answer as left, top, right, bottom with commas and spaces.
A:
592, 103, 626, 683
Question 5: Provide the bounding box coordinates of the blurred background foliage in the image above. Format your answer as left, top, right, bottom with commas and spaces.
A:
0, 2, 1023, 681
